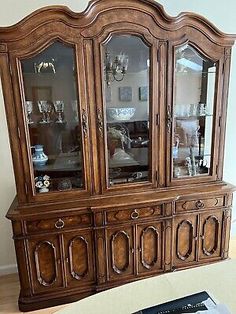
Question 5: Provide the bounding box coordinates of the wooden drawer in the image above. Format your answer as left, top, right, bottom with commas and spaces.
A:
104, 204, 167, 225
175, 196, 225, 213
26, 213, 92, 234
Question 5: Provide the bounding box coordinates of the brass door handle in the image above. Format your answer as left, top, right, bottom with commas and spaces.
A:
196, 200, 205, 209
130, 209, 139, 220
55, 218, 65, 229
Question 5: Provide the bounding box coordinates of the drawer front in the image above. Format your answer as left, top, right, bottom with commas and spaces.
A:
175, 196, 225, 213
105, 205, 164, 225
26, 213, 92, 234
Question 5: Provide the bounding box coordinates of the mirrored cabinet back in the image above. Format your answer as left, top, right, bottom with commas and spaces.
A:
0, 0, 235, 311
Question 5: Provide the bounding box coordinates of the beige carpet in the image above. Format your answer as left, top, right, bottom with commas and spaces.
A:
56, 259, 236, 314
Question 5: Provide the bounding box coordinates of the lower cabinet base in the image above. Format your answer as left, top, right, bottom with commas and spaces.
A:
18, 258, 228, 312
18, 289, 95, 312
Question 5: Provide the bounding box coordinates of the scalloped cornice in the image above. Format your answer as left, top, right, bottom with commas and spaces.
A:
0, 0, 235, 46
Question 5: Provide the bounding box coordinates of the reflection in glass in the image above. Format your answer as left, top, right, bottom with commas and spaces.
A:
21, 42, 84, 193
103, 35, 150, 186
173, 44, 216, 178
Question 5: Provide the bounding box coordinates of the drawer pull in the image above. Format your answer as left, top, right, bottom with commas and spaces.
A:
131, 210, 139, 220
55, 219, 65, 229
196, 200, 205, 209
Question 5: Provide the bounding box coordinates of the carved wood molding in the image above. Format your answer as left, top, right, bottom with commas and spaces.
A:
96, 109, 103, 137
82, 109, 88, 138
96, 229, 106, 281
0, 0, 234, 46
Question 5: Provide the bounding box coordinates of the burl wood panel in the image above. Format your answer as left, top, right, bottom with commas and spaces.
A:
106, 226, 135, 281
63, 231, 95, 287
26, 213, 92, 234
136, 222, 163, 274
105, 206, 163, 225
198, 210, 223, 260
175, 196, 225, 213
173, 215, 198, 267
27, 235, 63, 294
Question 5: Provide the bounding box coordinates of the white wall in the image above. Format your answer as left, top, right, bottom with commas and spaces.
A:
0, 0, 236, 273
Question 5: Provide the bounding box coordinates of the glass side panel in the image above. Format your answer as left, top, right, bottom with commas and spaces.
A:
103, 35, 150, 186
173, 44, 216, 179
21, 41, 84, 193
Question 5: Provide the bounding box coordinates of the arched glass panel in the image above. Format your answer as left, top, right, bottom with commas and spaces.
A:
173, 44, 216, 179
21, 41, 84, 193
103, 35, 151, 186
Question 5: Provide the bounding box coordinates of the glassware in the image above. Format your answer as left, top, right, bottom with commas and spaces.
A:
71, 100, 79, 122
25, 101, 34, 124
53, 100, 65, 123
173, 44, 216, 178
104, 35, 150, 186
21, 42, 84, 193
38, 100, 51, 124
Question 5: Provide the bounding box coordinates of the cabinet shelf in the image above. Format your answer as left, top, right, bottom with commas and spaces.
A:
174, 114, 213, 120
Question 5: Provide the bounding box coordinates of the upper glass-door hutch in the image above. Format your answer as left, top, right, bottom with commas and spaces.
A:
0, 0, 233, 205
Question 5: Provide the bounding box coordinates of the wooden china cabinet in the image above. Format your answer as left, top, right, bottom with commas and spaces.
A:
0, 0, 235, 311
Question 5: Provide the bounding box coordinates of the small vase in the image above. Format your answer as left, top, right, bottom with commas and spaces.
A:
32, 145, 48, 167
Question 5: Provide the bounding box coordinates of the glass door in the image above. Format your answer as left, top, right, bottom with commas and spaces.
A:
172, 44, 216, 180
20, 41, 88, 195
102, 34, 152, 187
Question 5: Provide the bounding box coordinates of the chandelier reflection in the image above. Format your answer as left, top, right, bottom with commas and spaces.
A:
104, 51, 128, 86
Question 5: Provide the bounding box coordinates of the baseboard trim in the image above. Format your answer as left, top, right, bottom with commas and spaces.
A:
0, 264, 17, 275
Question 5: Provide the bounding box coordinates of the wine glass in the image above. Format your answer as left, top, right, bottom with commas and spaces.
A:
37, 100, 48, 124
71, 100, 79, 122
45, 102, 52, 123
53, 100, 65, 123
25, 101, 34, 124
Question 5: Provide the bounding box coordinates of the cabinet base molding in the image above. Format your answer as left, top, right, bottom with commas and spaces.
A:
18, 290, 94, 312
18, 257, 229, 312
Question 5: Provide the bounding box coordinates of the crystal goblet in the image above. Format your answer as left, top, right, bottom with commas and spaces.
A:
25, 101, 34, 124
53, 100, 65, 123
38, 101, 49, 124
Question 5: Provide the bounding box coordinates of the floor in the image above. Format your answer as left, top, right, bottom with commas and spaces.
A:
1, 237, 235, 314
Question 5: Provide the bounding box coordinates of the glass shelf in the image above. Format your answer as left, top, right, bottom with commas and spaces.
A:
173, 44, 216, 179
21, 41, 84, 194
174, 114, 213, 119
103, 34, 151, 187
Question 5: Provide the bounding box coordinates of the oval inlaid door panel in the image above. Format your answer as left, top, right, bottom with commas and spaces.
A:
34, 241, 57, 286
111, 231, 130, 273
199, 211, 223, 260
68, 236, 89, 280
141, 226, 159, 269
107, 226, 134, 281
176, 220, 194, 260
